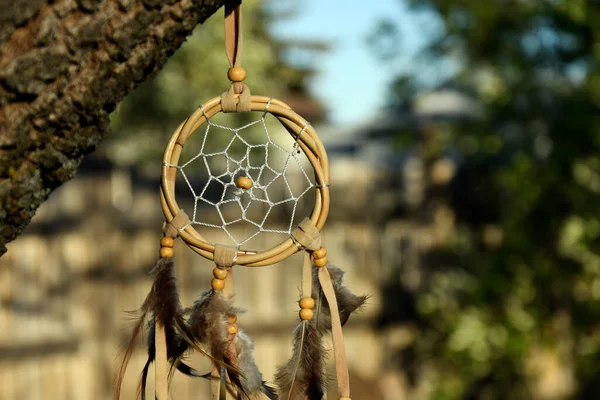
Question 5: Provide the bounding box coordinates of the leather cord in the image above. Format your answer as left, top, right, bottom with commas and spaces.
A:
155, 320, 169, 400
221, 0, 251, 112
291, 217, 322, 251
224, 0, 242, 68
163, 209, 190, 238
213, 244, 237, 399
154, 209, 190, 399
318, 266, 351, 398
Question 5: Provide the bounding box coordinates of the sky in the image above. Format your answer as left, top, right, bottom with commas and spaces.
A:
271, 0, 427, 126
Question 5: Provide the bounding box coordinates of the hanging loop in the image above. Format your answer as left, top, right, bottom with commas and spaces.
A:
222, 0, 251, 112
214, 244, 238, 268
291, 218, 322, 251
163, 209, 190, 239
161, 96, 331, 266
224, 0, 243, 68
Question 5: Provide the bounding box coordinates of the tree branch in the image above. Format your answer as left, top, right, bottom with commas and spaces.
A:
0, 0, 226, 254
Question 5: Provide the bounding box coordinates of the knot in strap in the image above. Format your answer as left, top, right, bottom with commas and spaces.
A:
214, 244, 236, 298
214, 244, 237, 269
163, 209, 190, 239
318, 266, 351, 398
221, 83, 252, 113
221, 0, 251, 113
291, 218, 321, 251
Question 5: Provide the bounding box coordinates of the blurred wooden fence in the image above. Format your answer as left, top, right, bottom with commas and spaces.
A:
0, 162, 382, 400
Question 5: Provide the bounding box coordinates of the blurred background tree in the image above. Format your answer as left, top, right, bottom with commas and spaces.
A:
373, 1, 600, 398
0, 0, 229, 251
108, 0, 326, 167
11, 1, 600, 398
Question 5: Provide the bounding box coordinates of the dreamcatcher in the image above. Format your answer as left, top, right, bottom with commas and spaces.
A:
115, 2, 366, 399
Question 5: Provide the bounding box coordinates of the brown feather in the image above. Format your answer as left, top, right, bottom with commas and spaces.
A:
234, 329, 277, 399
137, 316, 204, 399
274, 320, 326, 400
115, 257, 173, 400
137, 358, 151, 400
187, 289, 248, 397
312, 264, 368, 334
115, 257, 206, 399
114, 309, 147, 400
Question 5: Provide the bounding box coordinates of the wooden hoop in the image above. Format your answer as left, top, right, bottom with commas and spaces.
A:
160, 96, 330, 267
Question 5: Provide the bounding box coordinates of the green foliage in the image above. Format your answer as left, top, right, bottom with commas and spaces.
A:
379, 1, 600, 398
108, 0, 321, 166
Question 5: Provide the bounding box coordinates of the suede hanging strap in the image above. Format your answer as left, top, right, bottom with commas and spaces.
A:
154, 322, 169, 400
213, 244, 238, 399
210, 365, 220, 400
296, 218, 351, 399
224, 0, 242, 69
214, 244, 237, 298
163, 209, 190, 239
214, 244, 237, 268
221, 0, 251, 112
154, 210, 190, 400
318, 267, 351, 398
291, 217, 320, 305
291, 217, 322, 251
302, 252, 312, 299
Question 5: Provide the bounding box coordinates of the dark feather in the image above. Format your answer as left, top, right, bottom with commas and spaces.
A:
260, 383, 278, 400
191, 371, 274, 400
274, 321, 326, 400
187, 289, 248, 397
115, 257, 174, 400
136, 316, 204, 398
115, 257, 205, 399
176, 361, 203, 377
234, 329, 277, 400
312, 264, 368, 333
138, 359, 151, 400
114, 307, 147, 400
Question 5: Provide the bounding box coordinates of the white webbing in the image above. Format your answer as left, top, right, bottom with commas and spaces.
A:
165, 102, 315, 249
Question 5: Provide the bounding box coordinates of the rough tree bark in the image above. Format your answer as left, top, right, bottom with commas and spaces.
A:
0, 0, 227, 255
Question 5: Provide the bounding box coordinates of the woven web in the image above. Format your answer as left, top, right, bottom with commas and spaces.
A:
166, 102, 315, 249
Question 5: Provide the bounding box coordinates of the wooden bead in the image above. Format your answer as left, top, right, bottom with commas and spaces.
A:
227, 323, 238, 334
228, 67, 246, 82
314, 257, 327, 268
236, 176, 252, 190
227, 314, 237, 324
211, 278, 225, 290
339, 398, 352, 400
313, 247, 327, 259
213, 268, 228, 280
160, 237, 174, 248
299, 309, 314, 320
299, 297, 315, 309
159, 247, 173, 258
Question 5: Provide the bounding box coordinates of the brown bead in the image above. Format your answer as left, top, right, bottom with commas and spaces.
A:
314, 257, 327, 268
160, 237, 175, 248
227, 314, 237, 324
227, 323, 238, 334
159, 247, 173, 258
228, 67, 247, 82
299, 297, 315, 309
211, 278, 225, 290
236, 176, 252, 190
299, 309, 314, 320
213, 267, 228, 280
313, 247, 327, 259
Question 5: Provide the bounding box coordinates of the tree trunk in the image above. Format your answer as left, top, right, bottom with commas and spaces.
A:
0, 0, 226, 255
